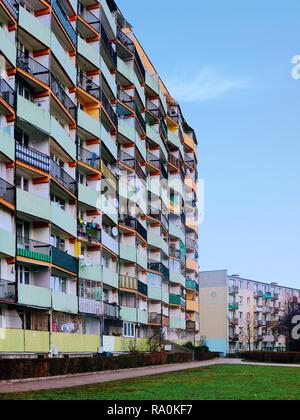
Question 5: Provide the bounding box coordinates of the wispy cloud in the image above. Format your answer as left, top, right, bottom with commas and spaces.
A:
167, 67, 250, 103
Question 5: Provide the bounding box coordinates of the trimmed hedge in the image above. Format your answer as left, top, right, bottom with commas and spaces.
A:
194, 352, 220, 361
0, 352, 198, 381
243, 351, 300, 364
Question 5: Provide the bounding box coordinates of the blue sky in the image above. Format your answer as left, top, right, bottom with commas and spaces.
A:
117, 0, 300, 288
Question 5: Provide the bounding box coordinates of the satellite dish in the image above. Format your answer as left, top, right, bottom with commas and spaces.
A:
112, 227, 119, 237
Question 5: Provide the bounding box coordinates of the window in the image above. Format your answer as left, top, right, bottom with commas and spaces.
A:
51, 276, 67, 293
50, 235, 65, 251
16, 174, 29, 191
15, 127, 29, 147
51, 194, 65, 210
123, 322, 135, 338
17, 266, 30, 285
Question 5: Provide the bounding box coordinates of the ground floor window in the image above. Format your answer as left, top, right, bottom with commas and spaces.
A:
123, 322, 135, 338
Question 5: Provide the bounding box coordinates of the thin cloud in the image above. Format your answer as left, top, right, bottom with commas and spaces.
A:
167, 67, 250, 103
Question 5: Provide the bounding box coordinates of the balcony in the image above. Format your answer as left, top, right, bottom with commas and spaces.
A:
101, 25, 117, 69
50, 74, 76, 120
120, 306, 137, 323
79, 298, 103, 316
169, 294, 186, 308
138, 280, 148, 296
17, 96, 51, 134
104, 302, 119, 319
186, 299, 199, 312
148, 262, 169, 280
118, 88, 134, 111
0, 176, 15, 206
78, 4, 100, 33
51, 246, 77, 274
116, 27, 135, 57
186, 278, 199, 292
134, 49, 145, 81
0, 329, 50, 353
52, 332, 100, 353
18, 283, 51, 308
0, 279, 16, 302
102, 266, 118, 289
51, 0, 77, 46
229, 318, 239, 326
1, 0, 18, 20
119, 217, 147, 241
17, 50, 50, 88
119, 274, 137, 291
0, 77, 15, 112
229, 285, 239, 295
135, 102, 146, 133
149, 313, 170, 327
78, 183, 100, 209
148, 210, 169, 232
102, 91, 118, 128
0, 26, 16, 67
119, 243, 137, 264
229, 303, 239, 311
50, 159, 76, 196
52, 291, 78, 314
17, 189, 50, 221
101, 230, 119, 255
138, 309, 148, 325
16, 144, 50, 173
78, 220, 101, 243
77, 74, 101, 101
78, 146, 100, 170
17, 236, 51, 264
169, 317, 186, 330
50, 202, 77, 237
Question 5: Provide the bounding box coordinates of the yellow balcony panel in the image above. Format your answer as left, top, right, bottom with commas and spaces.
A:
114, 337, 148, 353
52, 332, 100, 354
24, 330, 50, 353
0, 328, 24, 352
186, 300, 199, 313
186, 259, 198, 273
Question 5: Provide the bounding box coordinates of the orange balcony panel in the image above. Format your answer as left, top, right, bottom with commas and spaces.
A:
184, 133, 195, 151
186, 259, 198, 272
185, 176, 196, 192
186, 300, 199, 312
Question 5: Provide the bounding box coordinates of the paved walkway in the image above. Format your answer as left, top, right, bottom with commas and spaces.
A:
1, 358, 300, 394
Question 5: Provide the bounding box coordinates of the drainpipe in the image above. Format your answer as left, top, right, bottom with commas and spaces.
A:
49, 309, 53, 358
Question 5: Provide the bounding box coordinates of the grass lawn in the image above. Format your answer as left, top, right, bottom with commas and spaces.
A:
1, 364, 300, 400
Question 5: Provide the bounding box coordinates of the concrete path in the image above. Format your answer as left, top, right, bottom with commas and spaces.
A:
1, 358, 300, 394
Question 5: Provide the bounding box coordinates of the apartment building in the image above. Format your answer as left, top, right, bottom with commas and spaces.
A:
200, 270, 300, 355
0, 0, 199, 357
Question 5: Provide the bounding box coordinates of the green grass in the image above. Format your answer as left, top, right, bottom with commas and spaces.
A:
1, 364, 300, 400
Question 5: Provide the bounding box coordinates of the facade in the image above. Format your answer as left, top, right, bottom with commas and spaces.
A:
200, 270, 300, 354
0, 0, 199, 357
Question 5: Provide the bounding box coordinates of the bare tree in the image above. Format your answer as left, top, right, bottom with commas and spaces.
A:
272, 299, 300, 351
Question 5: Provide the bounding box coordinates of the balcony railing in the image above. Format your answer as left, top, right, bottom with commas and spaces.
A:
148, 211, 169, 232
102, 91, 118, 127
50, 159, 76, 195
50, 74, 76, 119
119, 217, 147, 241
168, 154, 182, 171
17, 236, 51, 263
104, 302, 119, 319
78, 74, 101, 101
146, 100, 160, 119
51, 246, 78, 274
135, 161, 146, 183
78, 146, 100, 169
168, 105, 180, 124
0, 279, 16, 301
16, 143, 50, 173
135, 103, 146, 132
186, 278, 199, 292
119, 274, 137, 291
148, 262, 169, 280
0, 77, 15, 108
78, 3, 100, 33
149, 313, 169, 327
147, 151, 160, 169
1, 0, 18, 19
101, 230, 119, 254
134, 49, 145, 80
118, 150, 135, 169
138, 280, 148, 296
118, 89, 134, 110
185, 237, 199, 252
117, 27, 135, 53
17, 50, 50, 86
51, 0, 77, 46
101, 25, 117, 67
0, 177, 14, 205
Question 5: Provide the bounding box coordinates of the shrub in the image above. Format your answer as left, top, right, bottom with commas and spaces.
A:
243, 351, 300, 364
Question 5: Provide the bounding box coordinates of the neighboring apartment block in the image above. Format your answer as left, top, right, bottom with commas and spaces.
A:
200, 270, 300, 355
0, 0, 199, 357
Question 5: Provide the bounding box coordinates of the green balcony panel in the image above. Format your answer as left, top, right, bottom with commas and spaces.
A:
101, 58, 117, 97
169, 223, 185, 244
0, 26, 16, 66
78, 183, 100, 210
170, 294, 186, 307
50, 117, 76, 160
102, 267, 119, 289
52, 291, 78, 314
0, 228, 15, 257
148, 232, 162, 249
170, 271, 186, 288
118, 119, 136, 143
79, 264, 102, 282
145, 72, 160, 96
170, 317, 186, 330
148, 285, 161, 301
229, 303, 239, 310
119, 243, 136, 263
147, 179, 160, 196
137, 252, 147, 271
0, 127, 14, 161
146, 126, 168, 161
19, 6, 51, 47
51, 34, 76, 85
17, 247, 51, 263
18, 284, 51, 308
50, 203, 77, 237
101, 125, 118, 160
78, 109, 101, 139
120, 307, 137, 323
17, 189, 50, 221
52, 247, 77, 274
117, 58, 136, 86
138, 310, 148, 325
162, 289, 169, 305
186, 279, 199, 291
17, 96, 51, 134
78, 37, 100, 69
